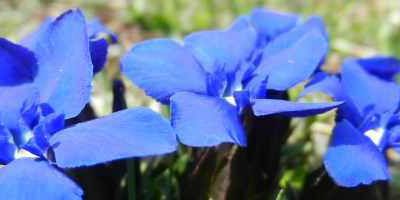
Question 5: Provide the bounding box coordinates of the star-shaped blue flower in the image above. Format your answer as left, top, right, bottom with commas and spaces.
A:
0, 9, 176, 199
303, 57, 400, 187
121, 8, 341, 148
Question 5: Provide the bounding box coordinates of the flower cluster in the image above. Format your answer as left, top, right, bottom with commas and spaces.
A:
122, 7, 400, 189
1, 6, 400, 200
121, 8, 341, 147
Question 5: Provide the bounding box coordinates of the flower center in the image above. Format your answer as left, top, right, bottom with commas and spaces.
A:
14, 149, 38, 160
0, 100, 64, 164
364, 127, 385, 146
224, 96, 237, 106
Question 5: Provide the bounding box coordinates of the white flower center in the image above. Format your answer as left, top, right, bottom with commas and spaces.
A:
13, 130, 39, 159
225, 96, 237, 106
14, 149, 39, 159
23, 130, 34, 143
364, 127, 385, 145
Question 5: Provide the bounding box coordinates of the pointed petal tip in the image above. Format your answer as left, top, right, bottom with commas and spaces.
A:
252, 99, 342, 117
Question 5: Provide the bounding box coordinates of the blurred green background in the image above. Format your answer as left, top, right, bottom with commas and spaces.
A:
1, 0, 400, 199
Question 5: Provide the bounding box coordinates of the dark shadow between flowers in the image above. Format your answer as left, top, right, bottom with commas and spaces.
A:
300, 166, 389, 200
225, 106, 291, 200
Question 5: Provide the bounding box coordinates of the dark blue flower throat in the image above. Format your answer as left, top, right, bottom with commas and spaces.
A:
0, 99, 64, 165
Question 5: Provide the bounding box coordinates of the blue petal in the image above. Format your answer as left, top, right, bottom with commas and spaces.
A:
341, 59, 400, 115
87, 18, 118, 43
121, 38, 208, 103
0, 38, 37, 86
206, 68, 229, 96
251, 99, 342, 117
388, 125, 400, 152
0, 85, 39, 130
233, 91, 251, 114
25, 9, 93, 119
87, 18, 118, 74
249, 29, 328, 92
21, 17, 116, 75
0, 158, 83, 200
324, 120, 390, 187
227, 58, 258, 96
184, 17, 257, 74
170, 92, 246, 147
249, 8, 298, 44
303, 16, 328, 40
336, 100, 365, 126
20, 17, 52, 47
259, 16, 328, 57
300, 72, 364, 125
299, 72, 342, 98
90, 38, 109, 74
49, 108, 177, 168
0, 125, 17, 164
356, 56, 400, 81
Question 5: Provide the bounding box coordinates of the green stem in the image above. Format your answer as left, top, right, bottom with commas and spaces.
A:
127, 159, 137, 200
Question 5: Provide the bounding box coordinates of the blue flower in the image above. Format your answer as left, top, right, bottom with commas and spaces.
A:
237, 9, 341, 117
21, 15, 118, 74
121, 8, 341, 147
122, 16, 255, 147
303, 57, 400, 187
0, 9, 176, 199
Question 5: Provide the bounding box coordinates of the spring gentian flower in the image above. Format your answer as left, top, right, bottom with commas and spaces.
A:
224, 9, 340, 119
21, 15, 118, 74
303, 57, 400, 187
121, 8, 341, 148
236, 9, 341, 118
122, 16, 255, 147
0, 9, 176, 199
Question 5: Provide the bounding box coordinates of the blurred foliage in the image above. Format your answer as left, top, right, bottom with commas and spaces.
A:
1, 0, 400, 199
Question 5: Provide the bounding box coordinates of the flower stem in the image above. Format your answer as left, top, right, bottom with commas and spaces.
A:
127, 159, 137, 200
